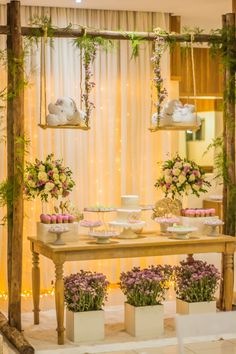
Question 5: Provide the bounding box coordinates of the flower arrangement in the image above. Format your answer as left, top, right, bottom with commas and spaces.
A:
155, 155, 211, 198
24, 154, 75, 202
120, 265, 172, 307
64, 270, 109, 312
174, 259, 221, 303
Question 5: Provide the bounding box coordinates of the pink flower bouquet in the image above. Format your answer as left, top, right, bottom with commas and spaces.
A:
24, 154, 75, 202
155, 155, 211, 199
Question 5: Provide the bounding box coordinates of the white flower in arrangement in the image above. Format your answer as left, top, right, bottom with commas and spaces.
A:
53, 167, 59, 174
164, 168, 171, 176
192, 184, 200, 191
177, 182, 181, 188
38, 171, 48, 182
28, 180, 36, 188
38, 164, 45, 172
165, 175, 172, 183
179, 175, 186, 184
45, 182, 55, 191
60, 173, 67, 182
186, 184, 192, 192
174, 162, 182, 169
53, 173, 60, 181
173, 168, 181, 176
189, 174, 195, 182
57, 188, 63, 195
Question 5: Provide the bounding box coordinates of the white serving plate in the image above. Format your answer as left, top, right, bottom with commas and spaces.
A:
88, 230, 119, 244
167, 226, 198, 239
109, 221, 145, 229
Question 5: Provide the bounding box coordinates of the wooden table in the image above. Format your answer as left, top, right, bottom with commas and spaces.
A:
28, 234, 235, 345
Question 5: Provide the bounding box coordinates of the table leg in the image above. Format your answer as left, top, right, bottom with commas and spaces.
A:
32, 251, 40, 324
222, 252, 234, 311
54, 262, 65, 345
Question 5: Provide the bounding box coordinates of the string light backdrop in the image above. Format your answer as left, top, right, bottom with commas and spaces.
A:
0, 5, 176, 293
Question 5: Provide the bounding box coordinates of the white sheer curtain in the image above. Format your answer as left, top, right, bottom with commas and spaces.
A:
0, 5, 171, 292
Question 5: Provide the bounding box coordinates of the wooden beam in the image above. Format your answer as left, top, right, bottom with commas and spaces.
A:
7, 0, 24, 331
233, 0, 236, 14
0, 25, 223, 43
0, 312, 34, 354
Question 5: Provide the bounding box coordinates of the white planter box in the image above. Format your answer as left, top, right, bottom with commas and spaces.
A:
181, 216, 218, 235
36, 222, 79, 243
124, 302, 164, 337
66, 309, 104, 342
176, 298, 216, 315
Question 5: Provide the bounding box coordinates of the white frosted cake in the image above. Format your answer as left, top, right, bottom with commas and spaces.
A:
116, 209, 141, 223
116, 195, 141, 223
120, 195, 139, 210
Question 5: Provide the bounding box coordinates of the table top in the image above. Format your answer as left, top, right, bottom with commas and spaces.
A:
28, 234, 235, 253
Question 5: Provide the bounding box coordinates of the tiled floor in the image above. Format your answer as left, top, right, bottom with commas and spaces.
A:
97, 340, 236, 354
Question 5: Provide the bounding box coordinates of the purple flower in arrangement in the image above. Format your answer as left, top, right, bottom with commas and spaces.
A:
37, 180, 45, 187
64, 270, 109, 312
174, 259, 221, 303
48, 170, 54, 177
120, 265, 172, 307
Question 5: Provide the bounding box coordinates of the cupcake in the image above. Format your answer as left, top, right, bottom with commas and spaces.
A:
57, 214, 63, 223
51, 214, 57, 224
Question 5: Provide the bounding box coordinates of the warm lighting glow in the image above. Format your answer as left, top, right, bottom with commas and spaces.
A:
75, 0, 82, 3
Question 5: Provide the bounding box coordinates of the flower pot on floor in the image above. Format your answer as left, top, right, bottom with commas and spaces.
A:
124, 302, 164, 337
66, 309, 104, 342
176, 298, 216, 315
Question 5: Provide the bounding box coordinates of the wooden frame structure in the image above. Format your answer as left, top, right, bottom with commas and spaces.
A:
0, 0, 235, 351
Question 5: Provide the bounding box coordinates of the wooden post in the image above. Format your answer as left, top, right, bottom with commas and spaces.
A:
170, 15, 181, 80
7, 0, 24, 330
222, 13, 236, 237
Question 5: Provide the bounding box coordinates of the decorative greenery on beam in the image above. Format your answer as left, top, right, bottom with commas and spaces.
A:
0, 25, 223, 43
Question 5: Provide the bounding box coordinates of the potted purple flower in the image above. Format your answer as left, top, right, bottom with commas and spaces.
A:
64, 270, 109, 342
174, 259, 220, 314
120, 265, 172, 337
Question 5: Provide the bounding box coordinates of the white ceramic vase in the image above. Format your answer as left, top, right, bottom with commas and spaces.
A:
66, 309, 104, 342
176, 298, 216, 315
124, 302, 164, 337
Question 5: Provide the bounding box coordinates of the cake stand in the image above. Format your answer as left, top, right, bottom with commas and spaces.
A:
109, 221, 146, 239
167, 226, 198, 240
204, 220, 224, 236
80, 220, 102, 233
154, 217, 180, 235
88, 230, 119, 244
48, 226, 69, 245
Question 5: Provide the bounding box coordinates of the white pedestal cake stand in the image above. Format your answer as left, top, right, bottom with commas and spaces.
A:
109, 221, 146, 239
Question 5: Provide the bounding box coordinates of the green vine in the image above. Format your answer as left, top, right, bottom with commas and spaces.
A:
74, 34, 113, 126
0, 136, 30, 223
27, 15, 55, 47
126, 33, 146, 59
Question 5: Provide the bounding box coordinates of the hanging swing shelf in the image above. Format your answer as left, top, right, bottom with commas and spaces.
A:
38, 124, 90, 130
149, 125, 200, 132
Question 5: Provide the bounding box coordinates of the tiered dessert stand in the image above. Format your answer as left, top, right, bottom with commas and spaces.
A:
83, 206, 118, 243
